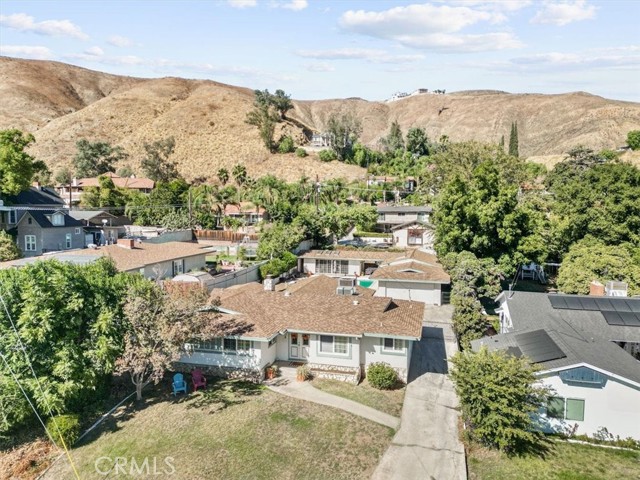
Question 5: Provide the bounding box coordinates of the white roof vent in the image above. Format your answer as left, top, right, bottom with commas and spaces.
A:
606, 281, 628, 297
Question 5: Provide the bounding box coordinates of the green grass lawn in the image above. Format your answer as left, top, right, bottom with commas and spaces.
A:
311, 378, 405, 417
468, 441, 640, 480
44, 379, 394, 480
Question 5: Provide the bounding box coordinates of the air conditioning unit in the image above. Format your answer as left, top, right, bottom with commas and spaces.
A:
606, 281, 628, 297
338, 277, 356, 288
336, 286, 356, 296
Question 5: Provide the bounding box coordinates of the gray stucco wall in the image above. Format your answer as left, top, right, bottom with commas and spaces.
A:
18, 223, 84, 257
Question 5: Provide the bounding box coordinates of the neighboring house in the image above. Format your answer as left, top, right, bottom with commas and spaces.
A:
377, 205, 432, 232
309, 133, 331, 148
222, 203, 265, 228
0, 185, 67, 231
15, 210, 85, 257
178, 275, 423, 383
472, 291, 640, 440
298, 249, 399, 277
56, 172, 154, 206
391, 221, 435, 250
370, 250, 450, 305
68, 210, 130, 245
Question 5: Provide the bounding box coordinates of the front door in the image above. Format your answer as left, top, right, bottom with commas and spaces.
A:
289, 333, 310, 359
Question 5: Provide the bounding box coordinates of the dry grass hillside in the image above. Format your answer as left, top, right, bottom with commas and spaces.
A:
1, 57, 639, 181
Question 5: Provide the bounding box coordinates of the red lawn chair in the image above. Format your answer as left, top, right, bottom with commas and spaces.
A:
192, 369, 207, 391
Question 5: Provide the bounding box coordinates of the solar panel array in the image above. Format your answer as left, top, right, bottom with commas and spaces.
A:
548, 295, 640, 327
514, 329, 566, 363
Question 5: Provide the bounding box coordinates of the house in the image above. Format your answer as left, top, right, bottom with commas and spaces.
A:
377, 205, 432, 232
222, 203, 265, 227
0, 185, 67, 231
67, 210, 130, 245
472, 291, 640, 439
14, 210, 85, 256
298, 249, 399, 277
370, 250, 450, 305
391, 221, 435, 249
56, 172, 154, 206
309, 133, 331, 148
177, 275, 424, 383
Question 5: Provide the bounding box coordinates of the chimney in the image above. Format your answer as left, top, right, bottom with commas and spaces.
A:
589, 281, 605, 296
117, 238, 135, 249
72, 177, 77, 187
264, 275, 276, 292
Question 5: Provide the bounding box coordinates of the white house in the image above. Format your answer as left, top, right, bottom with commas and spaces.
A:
177, 275, 424, 383
391, 221, 435, 250
298, 249, 398, 277
472, 291, 640, 440
377, 205, 432, 232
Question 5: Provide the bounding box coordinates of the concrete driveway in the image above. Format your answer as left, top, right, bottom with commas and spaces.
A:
372, 305, 467, 480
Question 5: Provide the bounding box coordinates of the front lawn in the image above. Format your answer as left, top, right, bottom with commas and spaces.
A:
468, 440, 640, 480
311, 378, 405, 417
43, 378, 394, 479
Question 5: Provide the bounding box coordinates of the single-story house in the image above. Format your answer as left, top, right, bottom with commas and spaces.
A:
298, 249, 398, 277
391, 221, 435, 250
178, 275, 424, 383
56, 172, 155, 206
14, 210, 85, 256
222, 202, 265, 227
472, 291, 640, 440
67, 210, 130, 245
377, 204, 432, 232
370, 250, 450, 305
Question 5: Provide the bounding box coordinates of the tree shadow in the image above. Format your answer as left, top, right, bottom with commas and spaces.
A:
185, 378, 265, 414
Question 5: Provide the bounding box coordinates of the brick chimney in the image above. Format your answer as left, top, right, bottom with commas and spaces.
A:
589, 280, 605, 296
117, 238, 135, 249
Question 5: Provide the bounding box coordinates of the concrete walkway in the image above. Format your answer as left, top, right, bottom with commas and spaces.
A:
265, 373, 400, 430
372, 305, 467, 480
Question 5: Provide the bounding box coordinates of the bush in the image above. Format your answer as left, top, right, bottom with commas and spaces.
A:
278, 136, 295, 154
46, 414, 80, 447
627, 130, 640, 150
259, 251, 297, 279
367, 362, 398, 389
318, 149, 337, 162
295, 147, 307, 158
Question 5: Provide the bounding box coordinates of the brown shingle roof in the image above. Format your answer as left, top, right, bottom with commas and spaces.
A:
299, 249, 399, 261
370, 260, 450, 283
72, 173, 155, 190
209, 275, 423, 340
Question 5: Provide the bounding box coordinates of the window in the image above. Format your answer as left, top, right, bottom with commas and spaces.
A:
547, 397, 585, 422
65, 233, 72, 249
8, 210, 16, 224
383, 338, 406, 353
51, 213, 64, 226
75, 228, 81, 235
315, 259, 348, 275
194, 338, 251, 355
397, 212, 405, 217
319, 335, 349, 355
24, 235, 36, 252
27, 217, 32, 225
172, 259, 184, 276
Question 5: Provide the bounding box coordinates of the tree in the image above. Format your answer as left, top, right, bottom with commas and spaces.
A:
257, 221, 305, 260
73, 139, 128, 178
406, 127, 430, 157
0, 231, 21, 261
116, 283, 219, 400
508, 121, 519, 157
498, 135, 505, 152
141, 137, 180, 182
217, 168, 230, 185
326, 112, 362, 161
272, 89, 293, 119
628, 130, 640, 150
232, 164, 247, 186
0, 129, 47, 196
81, 175, 129, 213
117, 166, 134, 178
380, 120, 404, 153
556, 239, 640, 296
246, 103, 279, 152
451, 347, 549, 453
278, 135, 295, 154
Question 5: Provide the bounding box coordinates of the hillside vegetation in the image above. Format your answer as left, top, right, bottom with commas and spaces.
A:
1, 56, 639, 181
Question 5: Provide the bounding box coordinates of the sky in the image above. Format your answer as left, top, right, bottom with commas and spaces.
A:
1, 0, 639, 102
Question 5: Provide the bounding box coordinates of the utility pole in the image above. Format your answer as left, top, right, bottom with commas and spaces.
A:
188, 189, 192, 224
315, 175, 320, 212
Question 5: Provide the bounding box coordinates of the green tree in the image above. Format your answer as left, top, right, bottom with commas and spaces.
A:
0, 231, 21, 261
217, 168, 230, 185
116, 166, 134, 178
318, 149, 337, 162
406, 127, 430, 157
257, 221, 305, 260
326, 112, 362, 161
451, 347, 549, 453
627, 130, 640, 150
278, 135, 295, 154
232, 164, 248, 186
0, 129, 47, 196
72, 139, 127, 178
499, 135, 505, 152
141, 137, 180, 182
246, 103, 279, 152
380, 120, 405, 153
556, 239, 640, 296
272, 89, 293, 119
508, 121, 519, 157
81, 175, 129, 213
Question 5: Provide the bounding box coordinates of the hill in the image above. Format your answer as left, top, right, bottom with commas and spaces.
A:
1, 56, 639, 181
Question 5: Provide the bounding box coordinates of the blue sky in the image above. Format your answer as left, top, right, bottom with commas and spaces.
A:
1, 1, 638, 101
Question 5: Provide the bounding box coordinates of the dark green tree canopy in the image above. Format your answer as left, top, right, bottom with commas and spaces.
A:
405, 127, 430, 157
326, 112, 362, 161
508, 121, 519, 158
0, 230, 21, 262
141, 136, 180, 182
0, 129, 47, 196
73, 139, 128, 178
627, 130, 640, 150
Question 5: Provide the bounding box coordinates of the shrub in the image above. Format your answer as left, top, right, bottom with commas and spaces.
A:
627, 130, 640, 150
367, 362, 398, 389
46, 414, 80, 447
296, 364, 311, 380
295, 147, 307, 158
259, 251, 297, 279
318, 149, 337, 162
278, 136, 295, 154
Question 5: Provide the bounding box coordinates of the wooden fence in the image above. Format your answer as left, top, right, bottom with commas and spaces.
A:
195, 229, 259, 242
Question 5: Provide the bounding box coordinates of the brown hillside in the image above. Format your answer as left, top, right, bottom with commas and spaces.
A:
1, 57, 639, 181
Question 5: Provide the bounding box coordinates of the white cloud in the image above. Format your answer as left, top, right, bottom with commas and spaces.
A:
304, 62, 335, 72
531, 1, 596, 26
227, 0, 257, 8
272, 0, 308, 10
338, 3, 522, 52
84, 46, 104, 56
437, 0, 532, 12
66, 51, 144, 66
296, 48, 425, 64
0, 13, 88, 40
107, 35, 134, 47
0, 44, 53, 60
510, 50, 640, 69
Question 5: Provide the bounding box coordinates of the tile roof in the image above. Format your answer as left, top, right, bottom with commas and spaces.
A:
72, 173, 155, 190
209, 275, 423, 340
472, 291, 640, 385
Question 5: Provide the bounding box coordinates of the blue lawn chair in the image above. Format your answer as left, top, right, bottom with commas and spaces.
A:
172, 373, 188, 396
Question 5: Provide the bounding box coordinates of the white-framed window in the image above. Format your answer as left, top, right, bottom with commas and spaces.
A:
383, 338, 406, 353
24, 235, 36, 252
193, 337, 252, 355
319, 335, 349, 355
172, 259, 184, 276
8, 210, 17, 224
65, 233, 72, 249
315, 259, 348, 275
75, 227, 81, 235
547, 396, 585, 421
51, 213, 64, 226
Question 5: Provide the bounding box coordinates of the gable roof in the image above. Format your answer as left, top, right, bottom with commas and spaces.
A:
68, 210, 117, 221
70, 173, 155, 190
208, 274, 423, 340
370, 260, 450, 283
391, 220, 433, 231
3, 186, 65, 206
377, 205, 432, 214
299, 249, 399, 262
18, 210, 84, 229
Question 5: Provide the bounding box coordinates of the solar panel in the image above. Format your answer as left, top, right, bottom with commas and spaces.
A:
611, 299, 632, 313
505, 346, 523, 358
515, 330, 566, 363
628, 300, 640, 313
602, 310, 625, 326
619, 312, 640, 326
595, 298, 615, 311
548, 295, 567, 309
578, 297, 599, 311
564, 297, 583, 310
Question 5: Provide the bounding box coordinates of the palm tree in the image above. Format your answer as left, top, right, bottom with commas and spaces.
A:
217, 168, 229, 185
